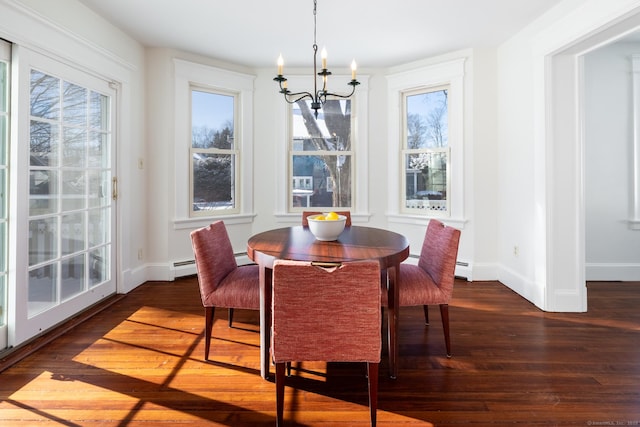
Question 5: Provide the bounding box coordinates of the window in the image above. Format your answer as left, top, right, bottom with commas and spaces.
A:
173, 59, 253, 227
402, 86, 450, 215
190, 89, 238, 216
386, 58, 464, 223
289, 99, 353, 210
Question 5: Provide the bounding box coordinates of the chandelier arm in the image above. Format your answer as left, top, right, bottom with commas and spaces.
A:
283, 92, 314, 104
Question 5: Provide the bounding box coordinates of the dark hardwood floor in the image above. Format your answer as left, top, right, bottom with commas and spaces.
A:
0, 277, 639, 426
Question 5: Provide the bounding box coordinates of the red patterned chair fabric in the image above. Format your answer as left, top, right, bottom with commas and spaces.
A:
190, 221, 260, 360
382, 219, 461, 357
271, 259, 381, 426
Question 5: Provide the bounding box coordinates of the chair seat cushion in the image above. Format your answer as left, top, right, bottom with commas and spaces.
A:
202, 264, 260, 309
382, 264, 450, 307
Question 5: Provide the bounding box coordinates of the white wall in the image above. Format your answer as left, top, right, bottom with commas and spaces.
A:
584, 42, 640, 280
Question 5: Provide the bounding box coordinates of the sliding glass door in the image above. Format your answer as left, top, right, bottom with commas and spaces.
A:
8, 47, 117, 346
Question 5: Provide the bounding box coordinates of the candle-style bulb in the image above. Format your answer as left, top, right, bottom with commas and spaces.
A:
351, 59, 357, 80
277, 54, 284, 75
321, 47, 327, 69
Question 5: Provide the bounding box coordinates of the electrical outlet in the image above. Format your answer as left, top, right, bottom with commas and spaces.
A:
138, 248, 143, 260
513, 246, 519, 257
138, 158, 144, 169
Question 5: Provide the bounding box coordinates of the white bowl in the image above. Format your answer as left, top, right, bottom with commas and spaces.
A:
307, 214, 347, 241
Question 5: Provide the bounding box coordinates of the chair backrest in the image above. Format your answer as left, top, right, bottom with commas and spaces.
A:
190, 221, 238, 303
271, 260, 381, 364
417, 219, 461, 297
301, 211, 352, 227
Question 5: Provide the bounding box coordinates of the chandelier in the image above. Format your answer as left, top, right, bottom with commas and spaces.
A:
274, 0, 359, 119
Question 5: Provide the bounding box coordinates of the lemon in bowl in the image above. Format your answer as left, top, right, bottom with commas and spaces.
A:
307, 212, 347, 241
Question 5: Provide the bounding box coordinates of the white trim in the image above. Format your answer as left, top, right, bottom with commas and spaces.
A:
586, 262, 640, 281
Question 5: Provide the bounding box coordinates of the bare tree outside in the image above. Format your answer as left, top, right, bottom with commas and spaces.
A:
293, 99, 352, 208
405, 88, 449, 213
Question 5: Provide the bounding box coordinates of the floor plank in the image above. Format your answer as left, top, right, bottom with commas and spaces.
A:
1, 278, 639, 426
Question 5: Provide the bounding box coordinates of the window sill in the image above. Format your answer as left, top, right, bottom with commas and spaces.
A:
387, 213, 467, 230
173, 214, 255, 230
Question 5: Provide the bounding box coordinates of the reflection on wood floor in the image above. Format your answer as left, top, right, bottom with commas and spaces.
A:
1, 277, 639, 426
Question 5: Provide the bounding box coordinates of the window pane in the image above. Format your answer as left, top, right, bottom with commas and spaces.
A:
61, 254, 85, 301
405, 151, 447, 212
30, 120, 59, 167
88, 131, 109, 168
192, 153, 235, 211
30, 170, 58, 215
291, 99, 352, 209
29, 217, 58, 266
88, 170, 109, 208
192, 90, 234, 149
89, 246, 108, 287
89, 91, 109, 130
0, 168, 5, 219
31, 70, 60, 120
88, 208, 109, 247
292, 154, 351, 208
62, 127, 86, 167
0, 116, 6, 165
63, 82, 87, 126
406, 90, 448, 148
29, 263, 57, 317
61, 212, 85, 255
61, 170, 85, 211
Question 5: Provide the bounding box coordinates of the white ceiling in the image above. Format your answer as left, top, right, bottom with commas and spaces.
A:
79, 0, 565, 69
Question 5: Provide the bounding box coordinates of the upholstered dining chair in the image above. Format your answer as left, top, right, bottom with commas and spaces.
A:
271, 260, 381, 427
190, 221, 260, 360
383, 219, 461, 358
301, 210, 352, 227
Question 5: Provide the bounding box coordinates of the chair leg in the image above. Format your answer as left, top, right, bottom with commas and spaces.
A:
204, 306, 215, 360
440, 304, 451, 358
367, 362, 379, 427
423, 305, 429, 325
228, 308, 234, 327
275, 362, 286, 427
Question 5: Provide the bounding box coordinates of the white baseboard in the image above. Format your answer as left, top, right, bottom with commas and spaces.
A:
585, 263, 640, 281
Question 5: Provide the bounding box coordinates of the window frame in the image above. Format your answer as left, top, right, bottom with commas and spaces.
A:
288, 98, 355, 212
401, 85, 451, 216
274, 74, 369, 221
173, 59, 254, 229
189, 87, 240, 217
386, 58, 465, 225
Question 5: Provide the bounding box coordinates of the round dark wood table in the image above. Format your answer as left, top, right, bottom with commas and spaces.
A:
247, 225, 409, 379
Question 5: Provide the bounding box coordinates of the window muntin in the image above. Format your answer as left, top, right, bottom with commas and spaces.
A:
190, 89, 238, 216
290, 99, 353, 210
402, 86, 450, 215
